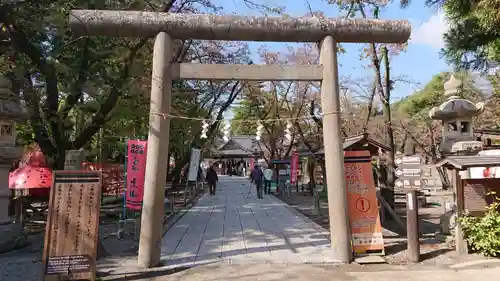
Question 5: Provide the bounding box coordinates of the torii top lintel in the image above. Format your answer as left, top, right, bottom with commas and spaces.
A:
69, 10, 411, 43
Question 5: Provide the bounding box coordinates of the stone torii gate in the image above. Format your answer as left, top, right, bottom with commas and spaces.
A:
69, 10, 411, 268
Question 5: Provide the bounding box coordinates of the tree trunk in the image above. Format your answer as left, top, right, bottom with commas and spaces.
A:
381, 46, 396, 211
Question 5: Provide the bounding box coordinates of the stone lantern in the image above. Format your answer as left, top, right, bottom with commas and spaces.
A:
429, 75, 485, 155
0, 75, 26, 223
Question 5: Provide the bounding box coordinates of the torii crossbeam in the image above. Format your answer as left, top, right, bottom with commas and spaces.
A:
69, 10, 411, 268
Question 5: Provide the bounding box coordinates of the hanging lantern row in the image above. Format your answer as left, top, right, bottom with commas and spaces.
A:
200, 120, 209, 139
284, 122, 293, 141
198, 119, 294, 141
223, 121, 231, 142
256, 122, 263, 140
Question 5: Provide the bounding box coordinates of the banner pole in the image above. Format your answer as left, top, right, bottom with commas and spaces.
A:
123, 139, 129, 220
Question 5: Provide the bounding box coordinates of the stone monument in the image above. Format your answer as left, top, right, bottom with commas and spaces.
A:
429, 74, 485, 235
0, 75, 26, 223
0, 75, 28, 253
429, 75, 485, 155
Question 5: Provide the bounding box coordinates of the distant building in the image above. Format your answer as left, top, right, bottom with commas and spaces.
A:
205, 135, 263, 175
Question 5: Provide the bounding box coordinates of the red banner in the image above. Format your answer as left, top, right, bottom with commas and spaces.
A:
344, 150, 384, 256
290, 152, 299, 184
126, 140, 148, 210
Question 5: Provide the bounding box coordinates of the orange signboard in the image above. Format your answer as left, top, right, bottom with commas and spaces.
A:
344, 150, 384, 256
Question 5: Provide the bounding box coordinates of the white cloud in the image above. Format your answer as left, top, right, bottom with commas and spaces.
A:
410, 11, 450, 49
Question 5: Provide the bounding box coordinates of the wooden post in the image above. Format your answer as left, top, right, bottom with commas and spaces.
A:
406, 190, 420, 262
453, 170, 468, 254
320, 35, 352, 263
138, 32, 173, 268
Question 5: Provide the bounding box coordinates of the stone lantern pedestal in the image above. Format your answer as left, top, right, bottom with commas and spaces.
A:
0, 76, 26, 223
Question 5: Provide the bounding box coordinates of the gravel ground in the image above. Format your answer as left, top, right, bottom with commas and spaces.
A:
0, 189, 203, 281
0, 220, 139, 281
278, 191, 491, 267
99, 262, 500, 281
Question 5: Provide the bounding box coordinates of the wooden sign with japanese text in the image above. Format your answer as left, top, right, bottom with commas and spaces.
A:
126, 140, 148, 210
42, 171, 102, 281
344, 151, 385, 256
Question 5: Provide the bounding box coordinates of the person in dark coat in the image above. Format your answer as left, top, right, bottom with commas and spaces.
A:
250, 164, 264, 199
205, 163, 219, 196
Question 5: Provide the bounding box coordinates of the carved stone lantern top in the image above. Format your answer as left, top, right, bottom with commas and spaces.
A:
429, 75, 485, 120
0, 76, 28, 123
429, 75, 485, 155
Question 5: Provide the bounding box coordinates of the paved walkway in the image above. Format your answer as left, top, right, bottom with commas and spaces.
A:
102, 263, 500, 281
160, 176, 335, 268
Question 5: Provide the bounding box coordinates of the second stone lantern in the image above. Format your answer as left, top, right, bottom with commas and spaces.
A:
429, 75, 485, 155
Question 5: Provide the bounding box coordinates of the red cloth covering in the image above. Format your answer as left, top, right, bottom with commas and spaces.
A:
9, 146, 52, 196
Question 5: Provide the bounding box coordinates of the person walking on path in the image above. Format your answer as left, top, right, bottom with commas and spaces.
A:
250, 164, 264, 199
206, 164, 219, 196
263, 165, 273, 194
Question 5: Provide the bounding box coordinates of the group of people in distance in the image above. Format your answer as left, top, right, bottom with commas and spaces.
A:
204, 162, 274, 199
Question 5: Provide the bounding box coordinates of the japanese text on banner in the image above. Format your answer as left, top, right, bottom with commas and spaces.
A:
344, 150, 384, 256
126, 140, 148, 210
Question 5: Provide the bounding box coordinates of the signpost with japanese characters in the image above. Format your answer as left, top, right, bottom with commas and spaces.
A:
395, 155, 429, 190
394, 154, 425, 262
125, 140, 148, 210
42, 171, 102, 281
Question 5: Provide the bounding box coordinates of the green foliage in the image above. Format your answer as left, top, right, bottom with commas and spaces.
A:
395, 73, 449, 120
395, 71, 487, 120
459, 192, 500, 257
438, 0, 500, 70
1, 0, 247, 171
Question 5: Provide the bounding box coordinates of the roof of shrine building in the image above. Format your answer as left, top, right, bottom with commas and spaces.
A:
311, 134, 391, 156
210, 135, 263, 158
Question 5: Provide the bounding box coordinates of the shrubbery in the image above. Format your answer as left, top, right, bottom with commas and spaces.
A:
460, 193, 500, 257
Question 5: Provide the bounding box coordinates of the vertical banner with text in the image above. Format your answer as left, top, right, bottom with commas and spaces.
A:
290, 152, 299, 184
344, 150, 385, 256
187, 148, 201, 182
125, 140, 148, 210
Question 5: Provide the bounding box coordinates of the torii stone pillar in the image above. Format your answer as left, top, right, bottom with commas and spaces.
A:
69, 10, 411, 267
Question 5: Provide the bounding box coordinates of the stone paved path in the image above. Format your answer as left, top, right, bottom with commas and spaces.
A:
160, 176, 335, 269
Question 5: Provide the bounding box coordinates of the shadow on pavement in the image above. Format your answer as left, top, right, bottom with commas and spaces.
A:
99, 266, 190, 281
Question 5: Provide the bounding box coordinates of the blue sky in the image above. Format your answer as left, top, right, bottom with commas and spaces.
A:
211, 0, 452, 101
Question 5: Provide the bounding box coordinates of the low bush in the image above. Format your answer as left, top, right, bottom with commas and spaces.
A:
459, 192, 500, 257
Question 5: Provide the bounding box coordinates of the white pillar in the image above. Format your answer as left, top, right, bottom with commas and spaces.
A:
319, 35, 352, 263
138, 32, 173, 268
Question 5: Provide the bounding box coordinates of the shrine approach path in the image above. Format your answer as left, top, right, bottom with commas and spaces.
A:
160, 176, 336, 269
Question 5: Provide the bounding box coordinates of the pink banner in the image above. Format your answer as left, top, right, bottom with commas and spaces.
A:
126, 140, 148, 210
290, 152, 299, 184
249, 158, 255, 171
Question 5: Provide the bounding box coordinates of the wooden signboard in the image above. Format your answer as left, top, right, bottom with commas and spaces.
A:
42, 171, 102, 281
344, 150, 385, 256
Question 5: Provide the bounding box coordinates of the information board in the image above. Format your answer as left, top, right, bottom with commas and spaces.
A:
126, 140, 148, 210
64, 150, 85, 170
42, 171, 102, 281
344, 150, 385, 256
